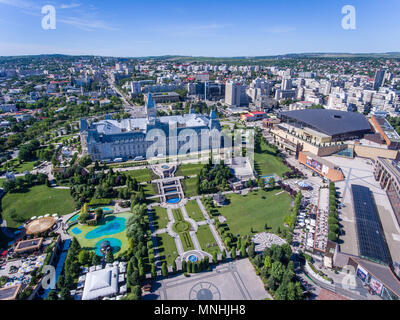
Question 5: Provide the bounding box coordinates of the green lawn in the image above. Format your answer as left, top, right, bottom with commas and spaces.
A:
254, 142, 289, 177
1, 160, 36, 174
143, 183, 158, 197
152, 206, 169, 230
2, 185, 76, 228
218, 188, 292, 237
67, 212, 132, 257
123, 169, 153, 183
185, 200, 205, 222
196, 224, 219, 255
156, 232, 179, 267
175, 163, 205, 177
182, 177, 199, 197
179, 232, 194, 251
171, 208, 194, 252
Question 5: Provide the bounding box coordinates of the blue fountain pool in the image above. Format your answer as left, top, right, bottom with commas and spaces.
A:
167, 197, 180, 204
188, 255, 198, 262
71, 227, 82, 235
94, 238, 122, 256
85, 217, 126, 240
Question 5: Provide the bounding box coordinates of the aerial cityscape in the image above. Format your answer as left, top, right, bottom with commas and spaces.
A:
0, 0, 399, 306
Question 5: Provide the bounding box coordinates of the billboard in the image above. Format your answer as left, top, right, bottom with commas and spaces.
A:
356, 265, 368, 282
369, 276, 383, 296
306, 156, 322, 172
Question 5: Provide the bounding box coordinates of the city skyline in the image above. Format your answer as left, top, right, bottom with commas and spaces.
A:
1, 0, 400, 57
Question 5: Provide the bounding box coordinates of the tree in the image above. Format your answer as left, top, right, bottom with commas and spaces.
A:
45, 290, 58, 300
240, 244, 246, 258
181, 260, 187, 272
161, 262, 168, 277
230, 247, 236, 260
105, 250, 114, 263
275, 283, 288, 300
248, 243, 256, 259
128, 270, 140, 287
92, 254, 101, 266
264, 255, 272, 270
78, 250, 91, 265
212, 251, 218, 264
151, 264, 157, 279
60, 287, 73, 300
271, 261, 285, 282
221, 250, 226, 261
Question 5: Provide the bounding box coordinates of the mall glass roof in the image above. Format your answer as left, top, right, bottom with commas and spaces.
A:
351, 184, 392, 266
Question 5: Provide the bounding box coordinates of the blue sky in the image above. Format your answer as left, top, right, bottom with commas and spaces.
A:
0, 0, 399, 57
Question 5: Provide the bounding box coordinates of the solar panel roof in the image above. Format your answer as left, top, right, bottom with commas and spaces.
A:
351, 184, 392, 266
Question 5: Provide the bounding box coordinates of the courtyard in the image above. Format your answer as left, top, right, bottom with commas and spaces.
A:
145, 258, 270, 300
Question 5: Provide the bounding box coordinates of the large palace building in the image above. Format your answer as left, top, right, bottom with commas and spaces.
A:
80, 94, 221, 161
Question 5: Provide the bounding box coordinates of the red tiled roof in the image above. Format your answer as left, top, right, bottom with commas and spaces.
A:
317, 289, 350, 300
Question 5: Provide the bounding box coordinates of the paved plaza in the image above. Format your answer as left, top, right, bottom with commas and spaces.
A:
144, 258, 270, 300
324, 156, 400, 264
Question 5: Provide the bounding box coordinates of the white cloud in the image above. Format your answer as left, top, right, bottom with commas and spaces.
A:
60, 3, 82, 9
0, 0, 33, 8
58, 16, 119, 31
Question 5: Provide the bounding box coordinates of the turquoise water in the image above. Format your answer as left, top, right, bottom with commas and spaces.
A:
69, 214, 79, 223
84, 216, 126, 240
161, 165, 169, 169
71, 227, 82, 235
94, 238, 122, 256
167, 197, 180, 204
188, 255, 198, 262
100, 207, 112, 212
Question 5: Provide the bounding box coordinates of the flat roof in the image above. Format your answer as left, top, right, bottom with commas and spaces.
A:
373, 116, 400, 143
0, 284, 21, 300
279, 109, 371, 136
351, 184, 392, 266
350, 256, 400, 298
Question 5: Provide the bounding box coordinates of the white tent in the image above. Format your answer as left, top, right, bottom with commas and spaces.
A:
82, 266, 119, 300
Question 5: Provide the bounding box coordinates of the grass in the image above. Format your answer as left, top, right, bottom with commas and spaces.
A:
217, 188, 292, 237
180, 232, 194, 251
2, 185, 76, 228
171, 208, 194, 251
172, 208, 185, 222
175, 163, 205, 177
196, 224, 220, 255
1, 160, 36, 174
185, 200, 205, 222
156, 232, 179, 266
123, 169, 153, 183
152, 206, 169, 230
254, 142, 290, 177
67, 212, 132, 256
182, 177, 199, 197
